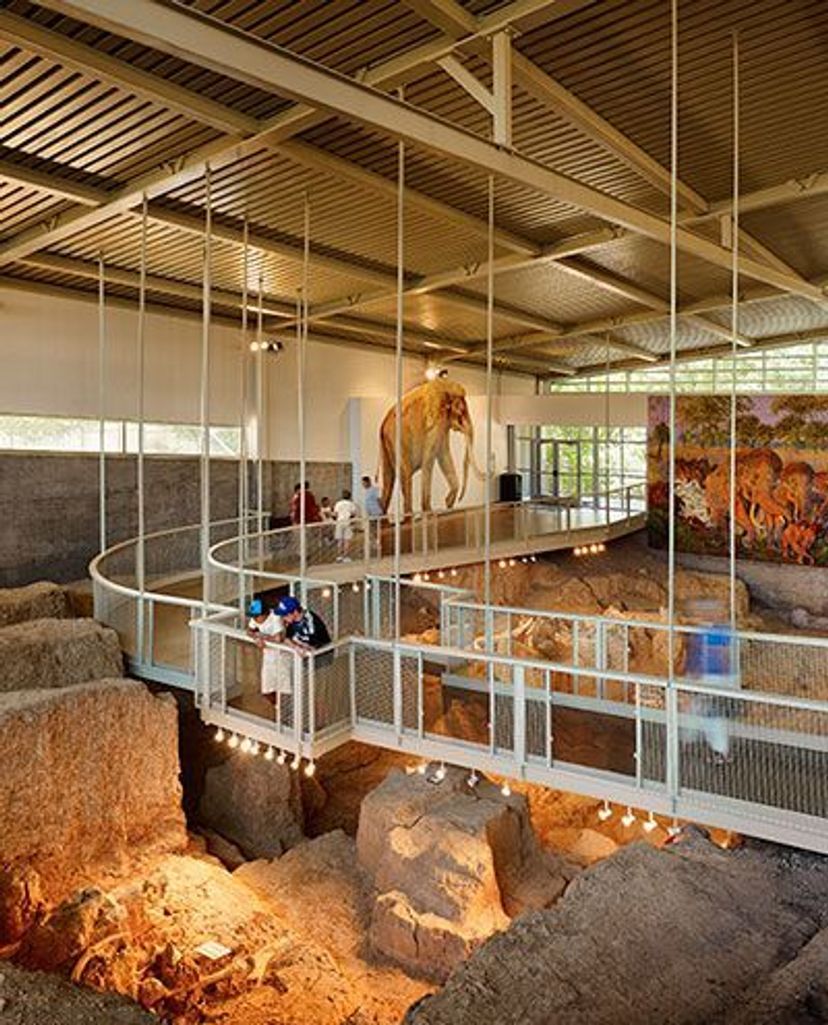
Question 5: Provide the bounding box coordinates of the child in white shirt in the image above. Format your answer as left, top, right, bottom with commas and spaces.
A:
333, 489, 358, 561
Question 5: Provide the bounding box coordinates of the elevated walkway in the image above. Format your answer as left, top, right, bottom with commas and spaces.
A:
89, 490, 828, 856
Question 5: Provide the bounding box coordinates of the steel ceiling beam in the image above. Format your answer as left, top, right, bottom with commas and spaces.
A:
0, 0, 547, 264
0, 154, 108, 207
34, 0, 820, 304
18, 252, 292, 316
409, 0, 805, 284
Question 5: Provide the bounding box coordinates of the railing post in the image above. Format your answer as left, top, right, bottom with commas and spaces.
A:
635, 681, 643, 789
219, 632, 227, 713
665, 683, 680, 811
514, 663, 526, 773
596, 619, 606, 700
136, 595, 145, 667
333, 584, 340, 641
545, 667, 553, 769
348, 642, 357, 726
371, 578, 381, 638
393, 646, 403, 741
146, 597, 155, 668
363, 518, 370, 565
308, 655, 316, 750
417, 650, 424, 738
294, 650, 304, 752
626, 485, 632, 520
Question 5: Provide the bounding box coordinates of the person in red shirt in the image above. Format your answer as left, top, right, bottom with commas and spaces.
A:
289, 482, 322, 525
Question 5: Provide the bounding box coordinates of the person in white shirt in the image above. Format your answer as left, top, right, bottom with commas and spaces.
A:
333, 488, 358, 561
246, 599, 292, 706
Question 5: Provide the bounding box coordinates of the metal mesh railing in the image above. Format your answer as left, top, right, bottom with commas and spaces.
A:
675, 686, 828, 819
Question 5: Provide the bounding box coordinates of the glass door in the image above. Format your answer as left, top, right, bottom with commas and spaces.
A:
539, 439, 581, 500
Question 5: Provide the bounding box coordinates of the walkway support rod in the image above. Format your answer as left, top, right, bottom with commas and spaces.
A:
298, 192, 309, 594
136, 195, 147, 658
238, 217, 249, 615
394, 120, 405, 639
97, 253, 106, 553
200, 164, 212, 609
665, 0, 679, 811
484, 174, 494, 648
729, 31, 740, 636
256, 275, 264, 540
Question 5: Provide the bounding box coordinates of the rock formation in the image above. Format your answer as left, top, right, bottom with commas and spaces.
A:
0, 617, 123, 692
404, 830, 828, 1025
0, 679, 186, 941
0, 581, 71, 627
0, 963, 156, 1024
357, 768, 577, 981
198, 749, 304, 859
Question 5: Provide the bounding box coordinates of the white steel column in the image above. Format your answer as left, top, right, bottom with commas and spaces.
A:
200, 165, 212, 608
237, 218, 249, 615
729, 32, 741, 635
97, 253, 107, 553
256, 276, 264, 538
484, 175, 495, 648
393, 124, 405, 640
665, 0, 680, 811
136, 196, 148, 661
298, 193, 310, 595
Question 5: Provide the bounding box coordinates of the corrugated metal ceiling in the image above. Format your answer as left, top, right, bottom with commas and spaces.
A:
0, 0, 826, 376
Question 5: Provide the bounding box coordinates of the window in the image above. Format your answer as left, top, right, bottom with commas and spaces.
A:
0, 414, 242, 457
513, 424, 646, 500
546, 341, 828, 395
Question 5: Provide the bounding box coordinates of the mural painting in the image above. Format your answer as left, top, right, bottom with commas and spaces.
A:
379, 378, 484, 513
648, 395, 828, 566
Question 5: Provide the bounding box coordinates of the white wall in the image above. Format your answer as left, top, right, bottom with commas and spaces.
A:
0, 285, 242, 424
0, 285, 534, 475
495, 392, 648, 427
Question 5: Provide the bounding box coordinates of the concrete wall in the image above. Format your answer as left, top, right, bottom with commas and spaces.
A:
0, 452, 349, 587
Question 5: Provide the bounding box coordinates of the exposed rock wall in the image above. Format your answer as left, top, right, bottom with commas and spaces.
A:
404, 832, 828, 1025
0, 581, 70, 626
198, 751, 304, 859
0, 618, 123, 692
0, 679, 186, 941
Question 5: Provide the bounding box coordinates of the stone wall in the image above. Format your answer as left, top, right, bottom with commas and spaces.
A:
0, 452, 350, 586
677, 550, 828, 617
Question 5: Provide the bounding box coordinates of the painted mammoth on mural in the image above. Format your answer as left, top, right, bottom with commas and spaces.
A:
379, 378, 485, 514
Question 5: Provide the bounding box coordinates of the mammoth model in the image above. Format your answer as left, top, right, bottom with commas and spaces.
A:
379, 378, 484, 514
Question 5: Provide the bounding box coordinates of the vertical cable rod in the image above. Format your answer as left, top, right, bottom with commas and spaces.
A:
237, 218, 249, 614
256, 275, 264, 536
299, 192, 310, 596
729, 30, 740, 635
136, 195, 148, 657
665, 0, 680, 812
484, 174, 494, 645
200, 164, 212, 609
97, 253, 107, 554
393, 109, 405, 640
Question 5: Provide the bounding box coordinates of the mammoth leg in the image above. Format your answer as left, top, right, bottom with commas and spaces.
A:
420, 451, 437, 512
399, 454, 414, 515
380, 438, 395, 513
437, 445, 460, 509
